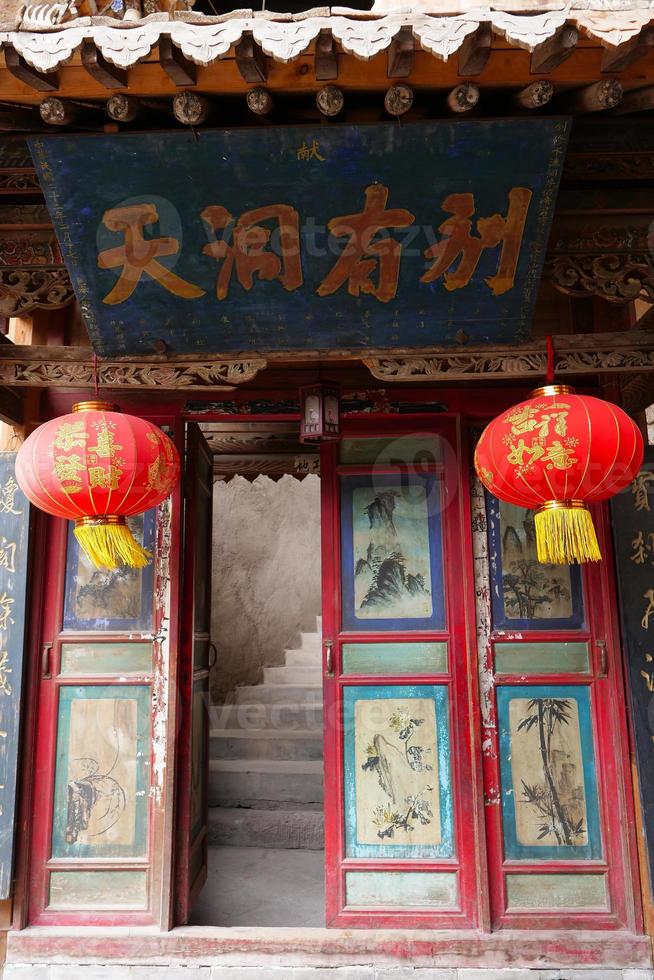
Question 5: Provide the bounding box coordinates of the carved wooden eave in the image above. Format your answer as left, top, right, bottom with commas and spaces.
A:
0, 332, 653, 390
0, 345, 267, 388
2, 2, 654, 97
0, 144, 74, 314
361, 330, 654, 382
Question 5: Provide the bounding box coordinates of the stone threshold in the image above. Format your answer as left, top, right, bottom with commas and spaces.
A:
6, 926, 653, 970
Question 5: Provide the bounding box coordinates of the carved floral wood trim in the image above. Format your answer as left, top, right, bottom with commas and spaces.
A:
3, 6, 654, 74
548, 253, 654, 303
363, 341, 654, 382
0, 355, 266, 389
0, 267, 73, 314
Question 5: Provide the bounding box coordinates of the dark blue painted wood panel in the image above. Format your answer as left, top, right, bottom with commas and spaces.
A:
29, 120, 569, 357
0, 455, 30, 898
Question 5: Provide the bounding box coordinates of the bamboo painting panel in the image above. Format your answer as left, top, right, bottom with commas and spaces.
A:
343, 685, 453, 859
52, 685, 150, 859
341, 475, 445, 632
63, 510, 155, 631
497, 685, 601, 861
486, 495, 584, 630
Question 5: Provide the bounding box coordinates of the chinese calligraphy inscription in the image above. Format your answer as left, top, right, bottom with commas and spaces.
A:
611, 453, 654, 892
0, 454, 30, 898
31, 120, 569, 356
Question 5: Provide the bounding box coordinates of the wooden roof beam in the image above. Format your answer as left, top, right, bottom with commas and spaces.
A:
388, 26, 414, 79
458, 24, 492, 77
246, 87, 274, 118
159, 35, 197, 87
513, 80, 554, 109
172, 92, 212, 126
446, 82, 479, 114
81, 40, 127, 90
316, 85, 344, 118
530, 26, 578, 74
556, 78, 623, 113
384, 83, 413, 117
602, 27, 654, 73
315, 31, 338, 81
611, 84, 654, 114
4, 48, 57, 92
235, 34, 267, 84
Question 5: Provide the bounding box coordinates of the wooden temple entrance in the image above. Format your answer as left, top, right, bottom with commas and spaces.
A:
0, 0, 651, 970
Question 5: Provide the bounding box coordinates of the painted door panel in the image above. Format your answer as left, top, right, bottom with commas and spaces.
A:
477, 481, 641, 931
321, 420, 487, 929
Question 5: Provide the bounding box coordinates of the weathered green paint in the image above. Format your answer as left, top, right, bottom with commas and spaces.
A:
60, 642, 152, 675
342, 642, 447, 675
345, 871, 458, 907
48, 870, 147, 909
494, 642, 589, 675
505, 873, 607, 909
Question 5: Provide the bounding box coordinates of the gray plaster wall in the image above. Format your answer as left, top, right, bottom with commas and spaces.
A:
210, 474, 321, 703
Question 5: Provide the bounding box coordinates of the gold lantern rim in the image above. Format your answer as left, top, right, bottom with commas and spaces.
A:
72, 400, 118, 414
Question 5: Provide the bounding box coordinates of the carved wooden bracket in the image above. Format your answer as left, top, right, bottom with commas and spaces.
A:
0, 202, 75, 314
546, 209, 654, 303
362, 331, 654, 383
0, 347, 267, 390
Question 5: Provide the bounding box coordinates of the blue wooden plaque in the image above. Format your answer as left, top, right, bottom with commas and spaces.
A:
610, 449, 654, 892
29, 119, 569, 357
0, 455, 30, 898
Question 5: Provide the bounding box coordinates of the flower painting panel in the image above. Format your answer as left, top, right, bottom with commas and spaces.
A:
486, 495, 584, 630
344, 685, 454, 859
341, 475, 445, 632
63, 510, 155, 631
497, 685, 601, 861
52, 685, 150, 860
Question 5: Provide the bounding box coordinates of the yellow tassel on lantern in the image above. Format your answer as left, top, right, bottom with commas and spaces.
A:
534, 500, 602, 565
74, 515, 151, 571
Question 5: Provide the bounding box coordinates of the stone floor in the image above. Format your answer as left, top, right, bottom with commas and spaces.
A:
190, 845, 326, 927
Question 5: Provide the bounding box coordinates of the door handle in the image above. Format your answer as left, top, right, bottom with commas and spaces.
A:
324, 640, 334, 678
208, 642, 217, 670
596, 640, 608, 678
42, 642, 53, 679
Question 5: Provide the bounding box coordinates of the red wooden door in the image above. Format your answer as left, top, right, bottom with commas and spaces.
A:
320, 408, 641, 936
477, 488, 641, 931
320, 417, 487, 928
175, 422, 213, 924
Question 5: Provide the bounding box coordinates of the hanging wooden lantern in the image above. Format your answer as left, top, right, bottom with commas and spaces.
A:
15, 400, 180, 570
299, 382, 341, 444
474, 384, 644, 564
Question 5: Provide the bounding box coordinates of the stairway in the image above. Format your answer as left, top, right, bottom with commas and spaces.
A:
208, 616, 325, 850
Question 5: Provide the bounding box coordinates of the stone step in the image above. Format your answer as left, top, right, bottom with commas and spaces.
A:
263, 665, 322, 686
210, 729, 323, 761
235, 684, 323, 705
208, 806, 324, 849
209, 702, 324, 730
285, 647, 321, 666
300, 631, 322, 653
209, 759, 324, 806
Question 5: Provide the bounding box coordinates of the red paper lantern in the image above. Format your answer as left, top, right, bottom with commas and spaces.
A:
15, 400, 180, 569
474, 384, 644, 564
